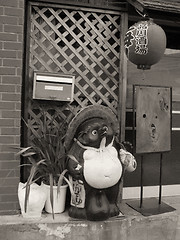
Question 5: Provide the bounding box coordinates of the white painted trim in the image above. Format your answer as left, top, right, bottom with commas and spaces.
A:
122, 185, 180, 199
165, 49, 180, 55
172, 128, 180, 131
172, 111, 180, 114
36, 75, 73, 83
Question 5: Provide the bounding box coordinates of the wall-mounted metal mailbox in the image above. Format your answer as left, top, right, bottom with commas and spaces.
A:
33, 72, 75, 102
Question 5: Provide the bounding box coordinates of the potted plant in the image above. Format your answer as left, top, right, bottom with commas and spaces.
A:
17, 111, 73, 218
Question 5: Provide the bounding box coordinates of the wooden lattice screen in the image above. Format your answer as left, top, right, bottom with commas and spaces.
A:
25, 3, 123, 144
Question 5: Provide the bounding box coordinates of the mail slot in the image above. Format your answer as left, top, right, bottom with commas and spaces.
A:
33, 72, 75, 101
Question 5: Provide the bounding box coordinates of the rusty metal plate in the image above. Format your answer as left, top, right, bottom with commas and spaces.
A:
135, 86, 171, 153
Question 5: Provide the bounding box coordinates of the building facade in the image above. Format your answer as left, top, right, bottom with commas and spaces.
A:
0, 0, 180, 215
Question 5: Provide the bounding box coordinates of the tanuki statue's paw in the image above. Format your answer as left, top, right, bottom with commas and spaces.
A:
109, 203, 120, 217
68, 206, 86, 220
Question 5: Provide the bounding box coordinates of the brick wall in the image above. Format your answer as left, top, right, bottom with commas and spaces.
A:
0, 0, 24, 215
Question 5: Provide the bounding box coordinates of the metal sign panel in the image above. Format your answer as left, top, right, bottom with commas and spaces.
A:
135, 85, 171, 153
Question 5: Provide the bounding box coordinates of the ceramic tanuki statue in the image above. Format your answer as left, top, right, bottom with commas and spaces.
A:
65, 105, 137, 221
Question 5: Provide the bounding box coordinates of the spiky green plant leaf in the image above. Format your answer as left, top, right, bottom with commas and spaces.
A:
18, 110, 68, 217
49, 173, 54, 219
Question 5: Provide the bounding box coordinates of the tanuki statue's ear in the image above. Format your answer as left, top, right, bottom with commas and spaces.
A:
77, 131, 87, 145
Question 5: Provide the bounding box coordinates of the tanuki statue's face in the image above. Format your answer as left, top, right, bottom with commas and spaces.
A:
76, 118, 114, 148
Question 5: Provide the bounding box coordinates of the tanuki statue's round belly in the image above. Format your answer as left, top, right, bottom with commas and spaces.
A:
83, 146, 122, 189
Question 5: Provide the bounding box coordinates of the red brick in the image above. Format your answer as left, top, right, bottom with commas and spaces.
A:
15, 136, 20, 145
0, 144, 20, 153
0, 50, 16, 58
5, 7, 23, 17
0, 153, 14, 161
0, 202, 18, 211
0, 119, 14, 126
0, 169, 18, 178
0, 0, 18, 7
0, 16, 18, 25
4, 24, 23, 34
19, 0, 24, 8
0, 33, 17, 42
0, 102, 15, 110
16, 85, 22, 93
0, 194, 19, 203
0, 186, 18, 195
2, 93, 21, 101
0, 7, 3, 15
16, 67, 22, 75
15, 102, 21, 111
0, 209, 20, 215
4, 42, 23, 50
0, 177, 19, 186
1, 127, 20, 135
0, 136, 15, 144
18, 33, 23, 42
18, 17, 24, 25
2, 110, 21, 119
14, 119, 21, 129
1, 143, 20, 152
17, 50, 23, 59
3, 59, 22, 67
0, 84, 15, 92
0, 161, 19, 170
0, 67, 16, 75
2, 76, 21, 84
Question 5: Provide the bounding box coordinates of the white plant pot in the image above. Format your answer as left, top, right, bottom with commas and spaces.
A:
44, 184, 68, 214
18, 182, 47, 219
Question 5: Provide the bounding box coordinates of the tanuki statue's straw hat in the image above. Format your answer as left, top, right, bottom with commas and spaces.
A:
64, 105, 119, 151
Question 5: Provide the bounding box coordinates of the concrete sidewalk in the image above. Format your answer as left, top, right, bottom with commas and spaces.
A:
163, 195, 180, 240
0, 196, 179, 240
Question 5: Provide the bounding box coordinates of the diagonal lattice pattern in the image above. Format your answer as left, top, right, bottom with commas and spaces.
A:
28, 5, 122, 140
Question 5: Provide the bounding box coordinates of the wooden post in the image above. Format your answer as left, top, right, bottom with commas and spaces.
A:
117, 12, 128, 204
119, 12, 128, 142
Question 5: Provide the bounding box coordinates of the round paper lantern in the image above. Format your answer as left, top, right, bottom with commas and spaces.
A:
124, 19, 167, 70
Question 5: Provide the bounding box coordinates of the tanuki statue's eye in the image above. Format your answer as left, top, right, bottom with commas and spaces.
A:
92, 130, 98, 135
104, 126, 108, 131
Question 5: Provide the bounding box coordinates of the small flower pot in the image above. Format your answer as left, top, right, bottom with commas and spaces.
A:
18, 182, 47, 219
44, 184, 68, 214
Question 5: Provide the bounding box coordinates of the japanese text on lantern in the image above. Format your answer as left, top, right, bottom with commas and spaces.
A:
135, 23, 148, 55
124, 23, 149, 55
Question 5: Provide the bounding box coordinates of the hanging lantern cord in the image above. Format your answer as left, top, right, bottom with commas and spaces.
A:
135, 8, 149, 19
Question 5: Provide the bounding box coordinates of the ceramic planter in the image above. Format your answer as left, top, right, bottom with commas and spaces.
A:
44, 184, 68, 214
18, 182, 47, 219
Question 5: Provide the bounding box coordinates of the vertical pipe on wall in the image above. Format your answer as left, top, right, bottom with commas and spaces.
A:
21, 1, 32, 182
159, 153, 163, 204
140, 155, 144, 208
